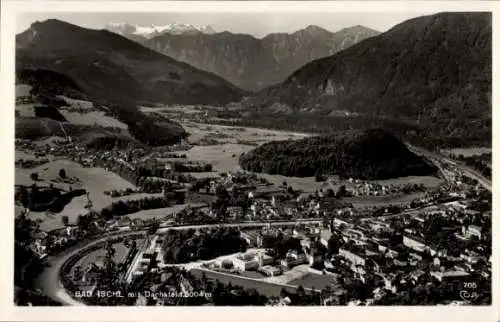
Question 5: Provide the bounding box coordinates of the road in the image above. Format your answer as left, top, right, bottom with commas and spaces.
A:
360, 204, 441, 222
34, 230, 146, 306
407, 144, 492, 192
33, 144, 491, 305
157, 219, 323, 234
34, 220, 323, 306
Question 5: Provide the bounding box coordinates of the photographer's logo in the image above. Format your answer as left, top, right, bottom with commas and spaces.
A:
459, 282, 479, 303
459, 290, 479, 302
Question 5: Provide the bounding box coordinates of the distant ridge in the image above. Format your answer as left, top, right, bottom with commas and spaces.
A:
245, 12, 492, 148
104, 22, 217, 40
16, 19, 245, 107
143, 24, 380, 91
15, 19, 246, 146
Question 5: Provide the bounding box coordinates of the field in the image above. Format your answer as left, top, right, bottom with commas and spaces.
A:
190, 268, 315, 297
16, 84, 32, 98
125, 204, 203, 220
239, 271, 266, 279
182, 121, 308, 145
15, 104, 36, 117
181, 144, 253, 173
59, 111, 128, 129
288, 273, 337, 289
176, 121, 443, 196
57, 96, 94, 110
15, 158, 137, 230
15, 115, 445, 230
346, 192, 427, 208
373, 175, 442, 187
442, 147, 492, 157
112, 193, 164, 202
15, 85, 36, 117
15, 88, 128, 133
16, 149, 40, 161
57, 95, 128, 129
179, 142, 441, 201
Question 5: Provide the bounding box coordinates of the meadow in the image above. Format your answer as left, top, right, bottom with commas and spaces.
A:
190, 268, 315, 297
288, 273, 338, 290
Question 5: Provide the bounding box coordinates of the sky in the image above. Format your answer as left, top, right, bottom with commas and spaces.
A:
16, 11, 434, 37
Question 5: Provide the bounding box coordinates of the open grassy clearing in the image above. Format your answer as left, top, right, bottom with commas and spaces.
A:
182, 144, 253, 173
239, 271, 267, 279
179, 124, 442, 194
16, 159, 136, 230
190, 268, 314, 297
259, 174, 324, 193
59, 111, 128, 129
322, 176, 442, 192
185, 172, 221, 179
57, 96, 94, 110
373, 175, 442, 188
345, 192, 427, 208
15, 149, 39, 161
15, 104, 36, 117
287, 273, 337, 289
16, 84, 32, 98
441, 147, 491, 157
112, 193, 164, 202
182, 121, 309, 145
125, 203, 205, 220
140, 105, 202, 114
32, 137, 63, 147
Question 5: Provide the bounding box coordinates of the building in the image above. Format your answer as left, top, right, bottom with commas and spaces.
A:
368, 220, 392, 231
125, 236, 160, 283
281, 250, 308, 269
258, 265, 282, 277
258, 254, 274, 266
227, 206, 243, 218
403, 235, 426, 252
343, 229, 366, 242
460, 252, 481, 264
320, 230, 333, 248
233, 253, 259, 271
430, 270, 470, 282
462, 225, 482, 239
339, 248, 366, 266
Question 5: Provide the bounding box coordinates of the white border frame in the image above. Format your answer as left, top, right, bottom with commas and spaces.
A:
1, 2, 499, 321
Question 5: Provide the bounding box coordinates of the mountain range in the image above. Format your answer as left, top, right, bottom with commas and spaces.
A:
104, 22, 217, 42
15, 13, 492, 149
15, 19, 244, 145
143, 25, 380, 90
16, 19, 244, 107
245, 12, 492, 148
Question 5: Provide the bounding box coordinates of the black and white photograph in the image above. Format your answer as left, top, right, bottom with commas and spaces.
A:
2, 0, 496, 316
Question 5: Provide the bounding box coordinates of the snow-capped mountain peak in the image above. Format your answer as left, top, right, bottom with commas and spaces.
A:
105, 22, 216, 38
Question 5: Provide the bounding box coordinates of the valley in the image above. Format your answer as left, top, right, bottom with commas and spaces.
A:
13, 11, 492, 308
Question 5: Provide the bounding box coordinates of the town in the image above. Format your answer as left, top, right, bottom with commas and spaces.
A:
15, 135, 492, 306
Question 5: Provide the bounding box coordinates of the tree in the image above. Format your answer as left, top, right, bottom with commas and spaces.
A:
337, 185, 347, 197
59, 169, 67, 179
30, 172, 39, 181
148, 220, 160, 235
17, 185, 30, 208
327, 235, 340, 255
315, 171, 325, 182
77, 214, 91, 231
62, 215, 69, 226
